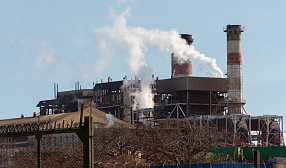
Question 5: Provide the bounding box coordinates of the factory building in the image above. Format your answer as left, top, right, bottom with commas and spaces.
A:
34, 25, 284, 146
37, 83, 93, 115
92, 34, 228, 125
36, 33, 228, 122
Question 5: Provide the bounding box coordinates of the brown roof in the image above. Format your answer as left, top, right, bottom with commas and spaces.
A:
0, 106, 134, 129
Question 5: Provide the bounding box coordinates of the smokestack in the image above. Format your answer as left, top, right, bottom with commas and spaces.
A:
224, 25, 245, 114
54, 83, 57, 99
171, 34, 193, 78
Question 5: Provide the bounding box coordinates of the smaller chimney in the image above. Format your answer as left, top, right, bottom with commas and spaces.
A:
21, 114, 24, 118
33, 112, 37, 117
108, 77, 112, 82
171, 34, 193, 78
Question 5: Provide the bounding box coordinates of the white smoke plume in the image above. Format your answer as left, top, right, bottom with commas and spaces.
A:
95, 7, 223, 110
135, 65, 155, 110
136, 78, 154, 110
106, 113, 114, 128
122, 65, 154, 110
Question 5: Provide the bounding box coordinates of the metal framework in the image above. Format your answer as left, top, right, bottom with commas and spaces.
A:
154, 91, 228, 119
0, 116, 94, 168
155, 114, 284, 147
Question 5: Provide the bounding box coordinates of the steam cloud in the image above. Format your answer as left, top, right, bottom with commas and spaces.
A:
106, 113, 114, 128
122, 66, 154, 110
95, 7, 223, 110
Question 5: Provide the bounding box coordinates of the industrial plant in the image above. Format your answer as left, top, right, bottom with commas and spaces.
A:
0, 24, 285, 167
36, 25, 284, 147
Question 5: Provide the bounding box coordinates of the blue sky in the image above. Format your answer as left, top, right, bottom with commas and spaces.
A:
0, 0, 286, 130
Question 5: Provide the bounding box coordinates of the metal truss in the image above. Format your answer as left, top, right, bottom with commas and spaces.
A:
156, 113, 284, 147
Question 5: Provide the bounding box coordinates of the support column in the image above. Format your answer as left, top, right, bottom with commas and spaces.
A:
187, 90, 190, 117
76, 116, 94, 168
266, 117, 269, 147
176, 104, 179, 119
258, 118, 261, 144
225, 117, 228, 146
282, 117, 285, 146
209, 91, 212, 114
234, 115, 236, 145
249, 116, 252, 144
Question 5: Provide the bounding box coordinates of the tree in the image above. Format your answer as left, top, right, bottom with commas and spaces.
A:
135, 120, 228, 165
93, 119, 229, 166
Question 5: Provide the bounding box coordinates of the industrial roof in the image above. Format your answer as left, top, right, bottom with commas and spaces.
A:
0, 106, 134, 128
36, 97, 75, 107
93, 76, 227, 94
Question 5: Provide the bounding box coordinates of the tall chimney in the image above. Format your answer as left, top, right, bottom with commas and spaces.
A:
224, 25, 245, 114
171, 34, 193, 78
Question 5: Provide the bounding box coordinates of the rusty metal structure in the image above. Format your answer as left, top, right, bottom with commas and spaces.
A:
37, 86, 93, 115
93, 80, 126, 121
93, 79, 156, 126
155, 114, 283, 146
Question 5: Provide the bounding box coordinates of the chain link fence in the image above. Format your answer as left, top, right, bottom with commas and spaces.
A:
0, 133, 83, 168
0, 136, 37, 167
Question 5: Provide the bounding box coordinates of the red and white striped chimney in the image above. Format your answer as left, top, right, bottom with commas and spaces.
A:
224, 25, 245, 114
171, 34, 193, 78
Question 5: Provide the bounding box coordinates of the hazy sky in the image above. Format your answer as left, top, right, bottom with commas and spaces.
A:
0, 0, 286, 130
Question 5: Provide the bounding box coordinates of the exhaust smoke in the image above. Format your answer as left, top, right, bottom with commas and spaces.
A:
95, 7, 223, 110
106, 113, 114, 128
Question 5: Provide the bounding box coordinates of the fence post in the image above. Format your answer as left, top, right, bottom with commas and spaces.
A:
36, 134, 42, 168
84, 116, 94, 168
76, 116, 94, 168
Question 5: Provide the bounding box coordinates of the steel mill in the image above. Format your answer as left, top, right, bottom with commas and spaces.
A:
6, 25, 285, 147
